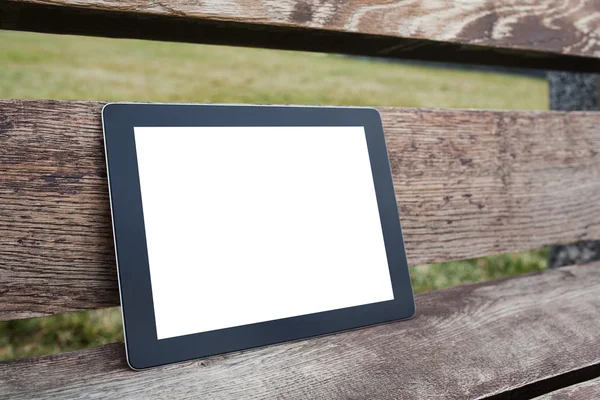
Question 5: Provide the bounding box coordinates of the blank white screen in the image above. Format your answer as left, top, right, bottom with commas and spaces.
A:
134, 126, 394, 340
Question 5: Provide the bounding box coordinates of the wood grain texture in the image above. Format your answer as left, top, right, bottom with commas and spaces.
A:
2, 263, 600, 399
2, 100, 600, 321
536, 378, 600, 400
10, 0, 600, 57
2, 0, 600, 72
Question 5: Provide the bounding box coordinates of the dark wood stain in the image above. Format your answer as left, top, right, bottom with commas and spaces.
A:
456, 11, 498, 41
459, 157, 473, 166
0, 117, 13, 137
290, 2, 313, 24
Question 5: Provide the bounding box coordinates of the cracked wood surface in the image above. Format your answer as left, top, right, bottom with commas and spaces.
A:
1, 100, 600, 320
2, 0, 600, 71
2, 263, 600, 399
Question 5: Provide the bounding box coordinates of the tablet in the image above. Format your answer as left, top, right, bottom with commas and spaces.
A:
102, 103, 415, 370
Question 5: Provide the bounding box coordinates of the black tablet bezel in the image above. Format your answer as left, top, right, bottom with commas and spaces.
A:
102, 103, 415, 370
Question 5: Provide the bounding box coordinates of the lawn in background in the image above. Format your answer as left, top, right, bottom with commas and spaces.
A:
0, 30, 549, 361
1, 31, 547, 109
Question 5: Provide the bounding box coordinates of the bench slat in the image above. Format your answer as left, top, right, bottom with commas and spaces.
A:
2, 100, 600, 321
2, 0, 600, 72
536, 378, 600, 400
2, 262, 600, 399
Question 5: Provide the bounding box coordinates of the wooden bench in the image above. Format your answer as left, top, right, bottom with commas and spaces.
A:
1, 1, 600, 398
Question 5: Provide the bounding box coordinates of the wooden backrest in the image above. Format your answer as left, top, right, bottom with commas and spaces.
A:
2, 0, 600, 71
2, 101, 600, 321
1, 1, 600, 399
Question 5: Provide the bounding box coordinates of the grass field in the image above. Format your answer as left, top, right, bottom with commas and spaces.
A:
0, 30, 549, 361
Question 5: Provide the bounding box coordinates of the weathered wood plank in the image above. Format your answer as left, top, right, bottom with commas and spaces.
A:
2, 0, 600, 72
2, 263, 600, 399
2, 100, 600, 321
535, 378, 600, 400
548, 72, 600, 270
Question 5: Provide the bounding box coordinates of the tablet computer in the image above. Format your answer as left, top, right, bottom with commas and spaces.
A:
102, 103, 415, 370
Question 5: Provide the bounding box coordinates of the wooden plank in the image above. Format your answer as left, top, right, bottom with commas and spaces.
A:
2, 100, 600, 321
2, 0, 600, 72
536, 378, 600, 400
548, 72, 600, 269
2, 263, 600, 399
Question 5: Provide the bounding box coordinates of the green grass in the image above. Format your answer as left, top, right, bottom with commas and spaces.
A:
0, 30, 549, 361
0, 30, 547, 109
411, 249, 549, 293
0, 309, 123, 361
